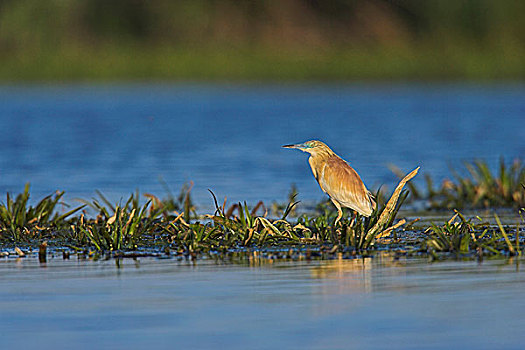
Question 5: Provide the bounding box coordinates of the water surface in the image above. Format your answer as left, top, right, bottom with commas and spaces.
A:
1, 254, 524, 349
0, 83, 523, 210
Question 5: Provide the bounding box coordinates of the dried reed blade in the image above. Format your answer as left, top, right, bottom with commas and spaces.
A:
368, 167, 419, 236
495, 214, 515, 254
15, 247, 25, 257
377, 218, 406, 239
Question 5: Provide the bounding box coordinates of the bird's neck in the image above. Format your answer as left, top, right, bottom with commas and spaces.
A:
310, 147, 336, 160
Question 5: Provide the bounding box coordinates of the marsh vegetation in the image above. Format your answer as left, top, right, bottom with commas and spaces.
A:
1, 160, 523, 261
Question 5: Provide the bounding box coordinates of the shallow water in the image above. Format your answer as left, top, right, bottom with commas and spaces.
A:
1, 254, 524, 349
1, 84, 523, 348
0, 83, 524, 210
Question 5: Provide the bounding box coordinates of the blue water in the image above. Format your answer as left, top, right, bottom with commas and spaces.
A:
1, 84, 525, 349
0, 83, 524, 210
1, 254, 524, 349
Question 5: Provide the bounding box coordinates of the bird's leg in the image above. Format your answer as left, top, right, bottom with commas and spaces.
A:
349, 211, 357, 228
331, 199, 343, 227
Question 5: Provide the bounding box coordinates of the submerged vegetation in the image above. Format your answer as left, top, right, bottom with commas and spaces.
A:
1, 162, 524, 261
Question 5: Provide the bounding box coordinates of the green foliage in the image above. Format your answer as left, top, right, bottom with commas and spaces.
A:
427, 159, 525, 209
0, 174, 523, 261
213, 192, 300, 245
426, 212, 478, 254
0, 183, 84, 241
73, 190, 174, 250
0, 168, 418, 253
1, 0, 524, 49
425, 211, 522, 257
391, 159, 525, 209
77, 201, 156, 251
0, 1, 524, 80
146, 180, 196, 221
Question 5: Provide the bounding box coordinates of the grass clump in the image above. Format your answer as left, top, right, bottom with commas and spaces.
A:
433, 159, 525, 209
0, 169, 420, 255
76, 201, 155, 251
1, 167, 523, 262
425, 212, 480, 255
161, 191, 302, 253
391, 159, 525, 209
0, 183, 84, 242
73, 190, 180, 250
144, 181, 196, 221
425, 211, 523, 257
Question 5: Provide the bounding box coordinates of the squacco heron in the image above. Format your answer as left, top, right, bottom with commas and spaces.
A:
283, 140, 376, 225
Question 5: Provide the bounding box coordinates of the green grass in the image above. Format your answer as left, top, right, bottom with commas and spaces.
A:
0, 183, 84, 241
1, 172, 417, 252
391, 159, 525, 209
1, 163, 524, 260
424, 210, 523, 258
75, 199, 155, 251
0, 168, 426, 256
436, 159, 525, 209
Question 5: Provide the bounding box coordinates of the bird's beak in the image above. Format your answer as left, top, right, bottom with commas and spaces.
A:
282, 143, 303, 149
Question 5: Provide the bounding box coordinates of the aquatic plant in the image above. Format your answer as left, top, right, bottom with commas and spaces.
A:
76, 201, 158, 251
206, 192, 301, 246
435, 159, 525, 209
391, 159, 525, 209
0, 183, 84, 242
145, 181, 196, 221
66, 185, 195, 251
425, 211, 523, 257
0, 171, 523, 261
494, 214, 520, 256
73, 192, 167, 251
0, 167, 418, 253
425, 212, 477, 255
77, 181, 196, 222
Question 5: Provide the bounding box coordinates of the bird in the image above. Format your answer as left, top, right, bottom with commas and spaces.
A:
283, 140, 376, 225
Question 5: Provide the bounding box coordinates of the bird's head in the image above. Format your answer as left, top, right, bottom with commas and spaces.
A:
282, 140, 333, 156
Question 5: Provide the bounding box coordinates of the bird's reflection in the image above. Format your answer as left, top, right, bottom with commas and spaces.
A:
310, 253, 407, 295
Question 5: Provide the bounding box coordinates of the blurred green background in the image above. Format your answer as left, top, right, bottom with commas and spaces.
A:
0, 0, 523, 81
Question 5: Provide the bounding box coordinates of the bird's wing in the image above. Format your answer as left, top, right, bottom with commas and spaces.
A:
318, 157, 374, 216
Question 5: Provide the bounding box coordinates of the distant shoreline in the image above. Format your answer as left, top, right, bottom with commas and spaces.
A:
1, 46, 523, 81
